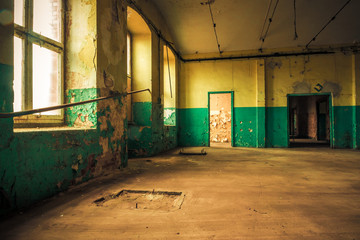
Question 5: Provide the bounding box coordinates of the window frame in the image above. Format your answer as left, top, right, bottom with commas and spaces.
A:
127, 31, 133, 123
14, 0, 64, 126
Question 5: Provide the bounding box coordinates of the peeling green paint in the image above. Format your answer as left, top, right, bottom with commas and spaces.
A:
164, 107, 176, 126
128, 125, 152, 157
128, 103, 178, 158
233, 108, 257, 147
0, 63, 15, 216
0, 85, 127, 216
12, 130, 100, 209
65, 88, 98, 128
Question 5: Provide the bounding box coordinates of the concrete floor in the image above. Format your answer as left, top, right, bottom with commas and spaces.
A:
1, 147, 360, 239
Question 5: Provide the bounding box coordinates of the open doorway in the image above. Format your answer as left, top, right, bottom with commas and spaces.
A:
288, 94, 331, 148
209, 92, 233, 148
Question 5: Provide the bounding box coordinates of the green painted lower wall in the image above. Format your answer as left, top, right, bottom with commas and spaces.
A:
12, 130, 101, 209
163, 126, 177, 150
128, 125, 152, 157
132, 102, 152, 126
265, 107, 289, 148
128, 102, 178, 158
178, 107, 271, 147
0, 86, 127, 216
0, 63, 15, 216
178, 106, 360, 148
257, 107, 266, 147
233, 107, 257, 147
356, 106, 360, 149
333, 106, 356, 148
178, 108, 208, 147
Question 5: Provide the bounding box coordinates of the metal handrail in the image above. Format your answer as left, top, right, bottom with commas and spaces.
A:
0, 88, 150, 118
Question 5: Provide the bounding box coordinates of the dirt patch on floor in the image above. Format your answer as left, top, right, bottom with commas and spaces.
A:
93, 190, 185, 211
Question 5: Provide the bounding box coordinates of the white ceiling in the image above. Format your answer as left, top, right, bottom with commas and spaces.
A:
150, 0, 360, 55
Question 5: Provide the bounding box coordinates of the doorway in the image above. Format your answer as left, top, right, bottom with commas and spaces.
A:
288, 94, 331, 148
208, 92, 233, 148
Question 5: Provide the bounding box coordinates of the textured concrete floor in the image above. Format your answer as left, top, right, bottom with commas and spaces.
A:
1, 147, 360, 240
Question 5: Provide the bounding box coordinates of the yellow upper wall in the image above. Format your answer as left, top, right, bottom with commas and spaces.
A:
132, 34, 152, 102
353, 53, 360, 106
266, 53, 353, 107
163, 46, 176, 108
180, 60, 258, 108
179, 51, 358, 109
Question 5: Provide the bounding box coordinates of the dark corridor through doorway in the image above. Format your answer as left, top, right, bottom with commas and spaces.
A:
288, 95, 330, 148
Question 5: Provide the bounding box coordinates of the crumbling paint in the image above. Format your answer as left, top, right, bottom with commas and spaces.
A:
99, 5, 122, 66
65, 0, 97, 89
233, 107, 257, 147
0, 63, 16, 216
322, 81, 342, 97
132, 102, 152, 126
210, 109, 231, 143
164, 108, 176, 126
65, 88, 98, 128
0, 0, 132, 217
293, 81, 311, 93
267, 60, 283, 70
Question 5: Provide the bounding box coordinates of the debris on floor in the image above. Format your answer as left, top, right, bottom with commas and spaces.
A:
93, 189, 185, 211
179, 148, 207, 155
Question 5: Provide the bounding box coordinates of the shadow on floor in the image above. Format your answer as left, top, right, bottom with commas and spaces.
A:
289, 138, 330, 148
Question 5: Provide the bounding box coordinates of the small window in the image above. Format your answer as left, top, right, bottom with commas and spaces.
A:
127, 32, 132, 122
163, 45, 176, 126
14, 0, 64, 125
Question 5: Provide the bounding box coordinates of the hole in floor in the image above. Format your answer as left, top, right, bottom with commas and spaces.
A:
93, 190, 185, 211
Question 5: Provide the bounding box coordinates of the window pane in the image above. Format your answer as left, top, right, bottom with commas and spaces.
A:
14, 36, 23, 112
14, 0, 24, 26
33, 0, 61, 42
127, 34, 131, 76
33, 44, 60, 115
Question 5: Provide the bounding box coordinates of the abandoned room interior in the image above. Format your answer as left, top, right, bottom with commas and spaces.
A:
0, 0, 360, 239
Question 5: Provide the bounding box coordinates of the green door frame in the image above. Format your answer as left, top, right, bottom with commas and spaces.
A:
208, 91, 234, 147
287, 93, 334, 148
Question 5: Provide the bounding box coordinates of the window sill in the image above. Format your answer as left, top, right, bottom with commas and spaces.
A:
14, 126, 96, 133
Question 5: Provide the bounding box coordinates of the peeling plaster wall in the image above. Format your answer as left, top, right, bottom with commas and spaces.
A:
0, 0, 16, 215
179, 50, 360, 148
127, 1, 179, 157
210, 93, 232, 143
0, 0, 129, 216
65, 0, 98, 128
96, 0, 128, 168
65, 0, 97, 89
